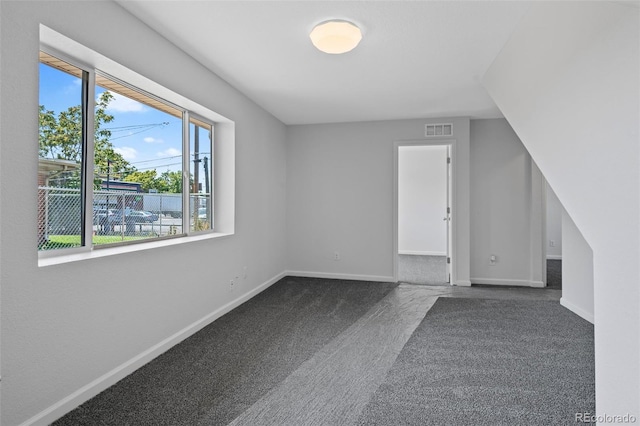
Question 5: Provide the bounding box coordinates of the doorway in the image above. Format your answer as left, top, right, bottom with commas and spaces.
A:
396, 144, 452, 285
545, 182, 563, 289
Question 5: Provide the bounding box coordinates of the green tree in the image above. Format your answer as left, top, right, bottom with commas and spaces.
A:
39, 91, 134, 186
123, 170, 191, 194
159, 170, 185, 193
123, 170, 167, 193
93, 92, 134, 179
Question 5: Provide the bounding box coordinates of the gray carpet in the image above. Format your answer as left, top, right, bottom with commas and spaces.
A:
225, 284, 441, 426
398, 254, 448, 285
547, 259, 562, 289
356, 297, 595, 425
53, 277, 397, 426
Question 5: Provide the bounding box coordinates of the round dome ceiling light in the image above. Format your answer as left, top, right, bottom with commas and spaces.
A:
309, 20, 362, 54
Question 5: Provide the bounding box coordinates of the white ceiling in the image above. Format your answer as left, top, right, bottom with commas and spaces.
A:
116, 1, 532, 125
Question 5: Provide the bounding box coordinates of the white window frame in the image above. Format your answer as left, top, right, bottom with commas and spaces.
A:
38, 25, 235, 266
186, 112, 215, 235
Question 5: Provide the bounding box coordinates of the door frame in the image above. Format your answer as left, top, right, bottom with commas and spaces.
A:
393, 139, 457, 284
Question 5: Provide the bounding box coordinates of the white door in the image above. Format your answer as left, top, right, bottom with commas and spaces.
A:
397, 144, 450, 284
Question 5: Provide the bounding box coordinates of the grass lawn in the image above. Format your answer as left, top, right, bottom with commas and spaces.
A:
41, 234, 149, 250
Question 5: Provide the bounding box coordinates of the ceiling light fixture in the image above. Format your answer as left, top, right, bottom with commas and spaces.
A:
309, 20, 362, 54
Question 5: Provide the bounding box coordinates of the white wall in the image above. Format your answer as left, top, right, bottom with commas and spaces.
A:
483, 1, 639, 416
285, 117, 546, 288
561, 210, 594, 323
286, 118, 471, 285
545, 183, 562, 259
398, 146, 447, 255
0, 2, 287, 425
469, 119, 545, 287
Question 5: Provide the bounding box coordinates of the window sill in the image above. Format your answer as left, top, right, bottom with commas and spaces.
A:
38, 232, 233, 267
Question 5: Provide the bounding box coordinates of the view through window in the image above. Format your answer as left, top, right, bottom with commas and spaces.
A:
38, 51, 215, 253
92, 74, 184, 246
189, 118, 213, 232
38, 55, 86, 250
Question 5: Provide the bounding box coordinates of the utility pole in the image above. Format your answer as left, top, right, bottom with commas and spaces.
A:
106, 159, 111, 191
105, 159, 111, 234
203, 156, 210, 195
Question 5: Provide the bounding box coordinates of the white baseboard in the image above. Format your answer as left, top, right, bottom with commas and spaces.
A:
452, 279, 472, 287
560, 297, 594, 324
21, 271, 287, 426
285, 270, 395, 283
546, 255, 562, 260
471, 278, 544, 288
398, 250, 447, 256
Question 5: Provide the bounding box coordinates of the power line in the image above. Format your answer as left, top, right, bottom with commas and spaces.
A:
128, 154, 182, 165
94, 161, 184, 175
104, 122, 170, 141
132, 162, 183, 172
104, 122, 169, 132
125, 152, 210, 166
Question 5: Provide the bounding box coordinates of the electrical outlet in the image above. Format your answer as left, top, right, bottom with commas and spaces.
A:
549, 240, 555, 247
489, 254, 497, 265
230, 279, 235, 288
334, 251, 340, 261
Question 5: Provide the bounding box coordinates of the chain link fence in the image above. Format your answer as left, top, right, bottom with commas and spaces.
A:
38, 186, 83, 250
39, 188, 212, 251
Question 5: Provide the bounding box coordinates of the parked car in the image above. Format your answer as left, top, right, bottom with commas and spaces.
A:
93, 208, 114, 225
109, 210, 158, 224
128, 210, 158, 222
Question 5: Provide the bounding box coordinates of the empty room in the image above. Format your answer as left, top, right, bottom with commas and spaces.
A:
0, 1, 638, 425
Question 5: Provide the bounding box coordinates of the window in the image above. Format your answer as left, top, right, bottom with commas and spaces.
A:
189, 117, 213, 232
38, 49, 220, 255
92, 74, 186, 246
38, 53, 88, 250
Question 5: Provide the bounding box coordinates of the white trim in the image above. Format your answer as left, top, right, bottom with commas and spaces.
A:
393, 138, 459, 285
471, 278, 545, 288
285, 270, 394, 283
398, 250, 447, 256
19, 271, 287, 426
546, 255, 563, 260
560, 297, 594, 324
182, 110, 190, 233
453, 279, 472, 287
39, 232, 234, 267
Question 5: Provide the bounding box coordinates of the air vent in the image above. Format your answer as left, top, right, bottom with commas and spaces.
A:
425, 123, 453, 137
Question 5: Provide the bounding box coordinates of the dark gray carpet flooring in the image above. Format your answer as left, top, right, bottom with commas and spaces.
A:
398, 254, 448, 285
53, 277, 397, 426
547, 259, 562, 289
356, 297, 594, 426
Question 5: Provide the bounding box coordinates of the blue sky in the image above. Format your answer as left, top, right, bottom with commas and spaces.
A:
39, 63, 208, 181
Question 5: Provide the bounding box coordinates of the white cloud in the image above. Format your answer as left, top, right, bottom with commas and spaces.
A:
114, 146, 138, 161
63, 79, 82, 95
104, 92, 146, 113
157, 148, 181, 158
144, 137, 164, 144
